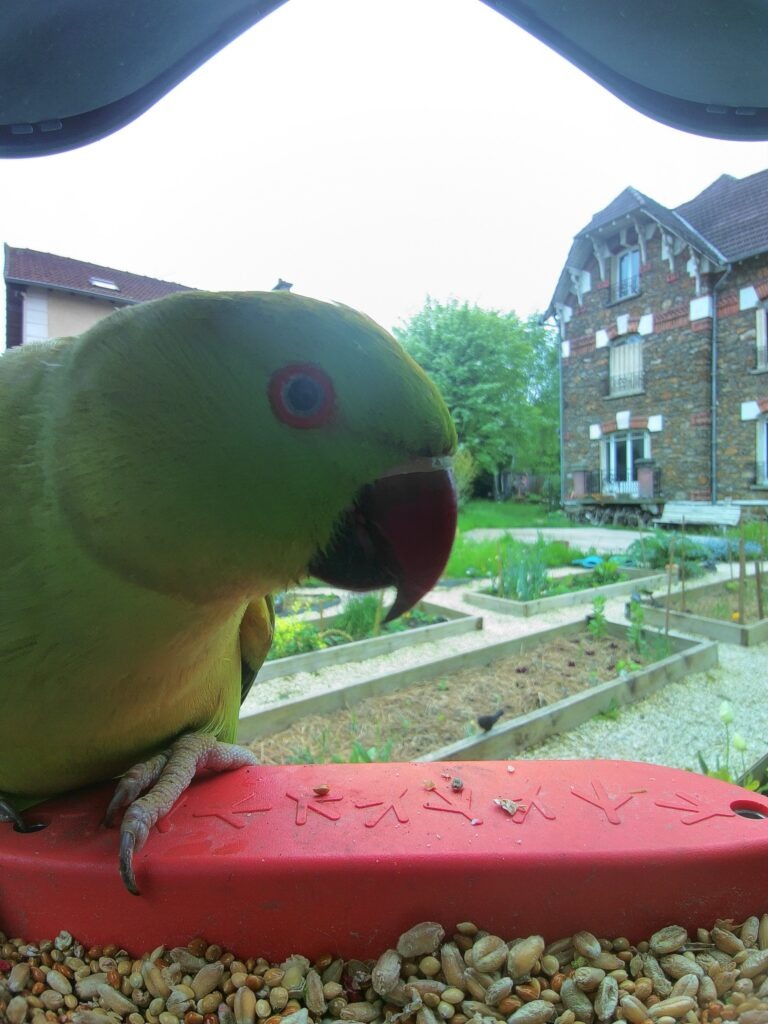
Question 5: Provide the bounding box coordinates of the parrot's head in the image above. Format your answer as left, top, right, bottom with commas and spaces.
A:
54, 291, 458, 615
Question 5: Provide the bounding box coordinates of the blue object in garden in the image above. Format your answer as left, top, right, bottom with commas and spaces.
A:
694, 535, 763, 561
572, 556, 603, 568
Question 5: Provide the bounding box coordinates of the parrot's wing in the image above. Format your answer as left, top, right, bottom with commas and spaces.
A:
239, 595, 274, 705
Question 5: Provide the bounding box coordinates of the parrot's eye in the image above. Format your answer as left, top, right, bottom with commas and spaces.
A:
268, 363, 336, 429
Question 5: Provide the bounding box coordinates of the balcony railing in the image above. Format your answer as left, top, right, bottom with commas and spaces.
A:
609, 275, 640, 304
582, 469, 662, 498
605, 371, 645, 396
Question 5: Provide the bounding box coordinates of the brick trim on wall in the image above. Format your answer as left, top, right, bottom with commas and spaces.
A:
689, 410, 712, 426
599, 415, 649, 434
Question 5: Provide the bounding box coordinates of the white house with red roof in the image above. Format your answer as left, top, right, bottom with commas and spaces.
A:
4, 245, 194, 349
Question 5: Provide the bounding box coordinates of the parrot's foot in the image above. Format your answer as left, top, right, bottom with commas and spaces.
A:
104, 734, 258, 895
0, 794, 30, 831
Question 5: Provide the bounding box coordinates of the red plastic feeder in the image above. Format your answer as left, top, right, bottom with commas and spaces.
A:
1, 759, 767, 958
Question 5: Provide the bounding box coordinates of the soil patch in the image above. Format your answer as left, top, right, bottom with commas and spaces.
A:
666, 576, 767, 623
250, 627, 666, 764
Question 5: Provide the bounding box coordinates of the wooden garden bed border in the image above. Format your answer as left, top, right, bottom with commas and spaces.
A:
238, 618, 716, 750
642, 580, 768, 646
419, 622, 717, 761
464, 569, 668, 618
256, 600, 482, 682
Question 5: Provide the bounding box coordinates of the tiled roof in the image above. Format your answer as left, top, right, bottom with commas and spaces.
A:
543, 171, 768, 318
576, 187, 724, 264
577, 187, 648, 234
674, 169, 768, 262
4, 245, 195, 303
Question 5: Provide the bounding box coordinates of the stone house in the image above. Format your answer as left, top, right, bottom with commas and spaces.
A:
545, 169, 768, 519
4, 244, 194, 349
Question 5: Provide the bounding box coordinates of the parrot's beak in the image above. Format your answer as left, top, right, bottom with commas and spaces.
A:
308, 456, 457, 621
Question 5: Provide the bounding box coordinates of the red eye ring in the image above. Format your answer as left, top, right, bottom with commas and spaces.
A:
268, 363, 336, 429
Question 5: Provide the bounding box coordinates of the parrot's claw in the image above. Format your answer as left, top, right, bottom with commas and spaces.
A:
120, 829, 140, 894
0, 794, 30, 831
105, 733, 259, 895
104, 750, 170, 827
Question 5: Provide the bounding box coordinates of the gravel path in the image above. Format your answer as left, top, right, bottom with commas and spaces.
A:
243, 559, 768, 777
464, 525, 646, 552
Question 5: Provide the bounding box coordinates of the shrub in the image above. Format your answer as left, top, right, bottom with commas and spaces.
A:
268, 617, 325, 660
332, 593, 383, 640
453, 447, 478, 508
625, 530, 708, 578
627, 529, 762, 570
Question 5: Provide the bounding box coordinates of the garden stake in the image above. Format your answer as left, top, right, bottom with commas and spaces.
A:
664, 535, 675, 636
729, 529, 735, 581
757, 559, 764, 621
680, 516, 686, 610
739, 529, 747, 624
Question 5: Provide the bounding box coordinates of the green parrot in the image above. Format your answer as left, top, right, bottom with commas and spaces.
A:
0, 290, 457, 893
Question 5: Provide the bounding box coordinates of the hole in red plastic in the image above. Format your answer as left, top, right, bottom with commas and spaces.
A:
731, 800, 768, 820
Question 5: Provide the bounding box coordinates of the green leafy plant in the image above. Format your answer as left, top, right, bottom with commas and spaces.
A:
596, 698, 621, 721
588, 595, 607, 639
591, 560, 622, 585
287, 727, 395, 765
345, 738, 396, 763
625, 530, 708, 578
626, 600, 647, 655
453, 447, 478, 508
495, 539, 549, 600
268, 617, 325, 660
615, 658, 642, 675
694, 701, 768, 792
268, 594, 443, 659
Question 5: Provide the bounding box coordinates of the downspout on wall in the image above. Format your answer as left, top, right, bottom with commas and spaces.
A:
555, 308, 566, 503
711, 266, 732, 503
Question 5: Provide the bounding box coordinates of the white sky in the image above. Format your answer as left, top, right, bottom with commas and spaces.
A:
2, 0, 768, 335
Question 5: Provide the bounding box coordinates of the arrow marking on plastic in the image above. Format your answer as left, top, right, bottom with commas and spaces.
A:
655, 791, 736, 825
287, 791, 343, 825
354, 788, 410, 828
506, 785, 556, 823
570, 779, 633, 824
191, 793, 272, 829
424, 787, 482, 824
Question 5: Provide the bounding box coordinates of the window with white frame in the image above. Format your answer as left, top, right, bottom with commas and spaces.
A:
613, 248, 640, 302
609, 334, 643, 396
756, 308, 768, 370
600, 429, 650, 496
758, 414, 768, 485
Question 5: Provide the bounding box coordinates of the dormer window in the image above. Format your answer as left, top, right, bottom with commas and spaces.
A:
613, 248, 640, 302
88, 275, 120, 291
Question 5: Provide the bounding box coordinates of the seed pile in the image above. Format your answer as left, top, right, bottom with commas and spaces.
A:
2, 916, 768, 1024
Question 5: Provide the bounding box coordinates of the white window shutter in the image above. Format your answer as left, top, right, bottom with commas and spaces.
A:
757, 308, 768, 369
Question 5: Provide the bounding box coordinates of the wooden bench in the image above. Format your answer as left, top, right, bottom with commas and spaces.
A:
655, 500, 741, 528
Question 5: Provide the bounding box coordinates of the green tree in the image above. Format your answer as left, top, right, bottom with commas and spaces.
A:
394, 297, 559, 496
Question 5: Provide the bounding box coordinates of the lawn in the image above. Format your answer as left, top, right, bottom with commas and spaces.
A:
442, 531, 592, 582
458, 498, 572, 531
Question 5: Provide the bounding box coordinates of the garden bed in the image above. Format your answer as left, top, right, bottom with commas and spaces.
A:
273, 590, 341, 615
239, 618, 716, 762
464, 567, 667, 617
256, 599, 483, 681
642, 576, 768, 645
